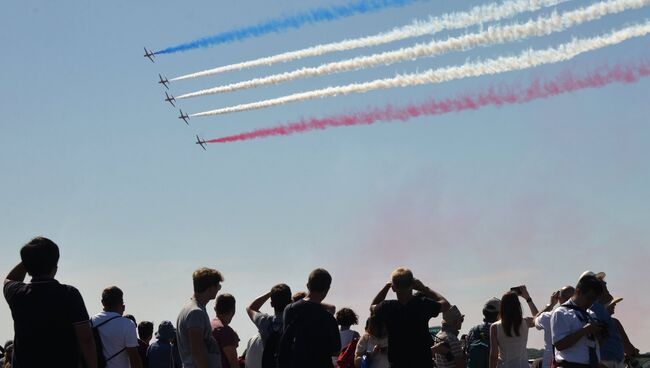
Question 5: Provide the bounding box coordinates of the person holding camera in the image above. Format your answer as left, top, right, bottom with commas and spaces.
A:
535, 286, 575, 368
489, 287, 538, 368
551, 275, 606, 368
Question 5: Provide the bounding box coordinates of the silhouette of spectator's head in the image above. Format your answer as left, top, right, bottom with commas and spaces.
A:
390, 267, 414, 293
482, 297, 501, 323
365, 315, 387, 339
138, 321, 154, 343
156, 321, 176, 342
292, 291, 307, 302
575, 275, 603, 307
124, 314, 136, 325
20, 237, 59, 278
559, 286, 575, 304
192, 268, 224, 297
336, 308, 359, 328
215, 293, 236, 324
270, 283, 292, 315
307, 268, 332, 294
102, 286, 125, 314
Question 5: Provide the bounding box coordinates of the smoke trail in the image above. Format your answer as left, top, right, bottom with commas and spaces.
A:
172, 0, 569, 80
178, 0, 647, 98
155, 0, 426, 55
207, 59, 650, 143
172, 0, 569, 81
191, 21, 650, 117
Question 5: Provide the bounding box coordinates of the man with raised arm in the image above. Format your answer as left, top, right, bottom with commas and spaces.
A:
370, 267, 451, 368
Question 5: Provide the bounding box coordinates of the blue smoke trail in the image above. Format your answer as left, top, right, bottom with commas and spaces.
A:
155, 0, 426, 54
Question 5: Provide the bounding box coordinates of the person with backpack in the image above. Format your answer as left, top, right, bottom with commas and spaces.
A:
3, 237, 98, 368
466, 298, 501, 368
246, 283, 293, 368
336, 308, 361, 353
91, 286, 143, 368
551, 275, 607, 368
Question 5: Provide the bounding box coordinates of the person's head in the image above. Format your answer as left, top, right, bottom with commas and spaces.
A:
193, 267, 224, 299
138, 321, 154, 343
442, 305, 465, 332
500, 291, 522, 337
124, 314, 136, 325
102, 286, 125, 314
390, 267, 414, 293
20, 237, 59, 278
307, 268, 332, 297
336, 308, 359, 328
156, 321, 176, 343
578, 271, 610, 304
559, 286, 575, 304
482, 297, 501, 323
215, 293, 236, 325
365, 315, 387, 338
270, 283, 292, 315
292, 291, 307, 302
574, 275, 604, 308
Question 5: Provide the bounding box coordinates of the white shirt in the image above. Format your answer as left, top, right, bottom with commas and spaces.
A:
91, 311, 139, 368
494, 321, 529, 368
535, 311, 553, 368
551, 301, 599, 365
244, 334, 264, 368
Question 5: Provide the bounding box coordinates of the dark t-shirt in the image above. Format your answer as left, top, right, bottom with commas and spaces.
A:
279, 299, 340, 368
212, 318, 240, 368
3, 279, 90, 368
374, 296, 441, 368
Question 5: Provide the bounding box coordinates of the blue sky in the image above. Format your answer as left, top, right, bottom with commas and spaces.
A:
1, 0, 649, 353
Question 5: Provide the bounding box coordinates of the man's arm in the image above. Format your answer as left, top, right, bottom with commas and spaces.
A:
370, 282, 392, 312
247, 291, 272, 321
5, 263, 26, 285
536, 291, 559, 318
412, 279, 450, 312
613, 318, 640, 357
222, 345, 239, 368
126, 347, 143, 368
74, 322, 98, 368
188, 327, 210, 368
489, 324, 499, 368
554, 323, 602, 351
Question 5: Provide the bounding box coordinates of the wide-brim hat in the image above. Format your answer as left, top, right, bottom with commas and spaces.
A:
443, 305, 465, 323
579, 270, 606, 282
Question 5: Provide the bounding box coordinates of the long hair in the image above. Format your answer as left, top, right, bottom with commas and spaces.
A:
500, 292, 522, 337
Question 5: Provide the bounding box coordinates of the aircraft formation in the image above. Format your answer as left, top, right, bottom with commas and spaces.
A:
146, 47, 206, 150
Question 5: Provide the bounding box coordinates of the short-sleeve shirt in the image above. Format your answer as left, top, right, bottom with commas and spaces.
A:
212, 318, 240, 368
91, 311, 139, 368
279, 299, 341, 368
176, 298, 221, 368
147, 340, 182, 368
252, 311, 283, 344
535, 312, 553, 368
551, 301, 599, 365
433, 327, 463, 368
4, 279, 89, 368
374, 296, 442, 368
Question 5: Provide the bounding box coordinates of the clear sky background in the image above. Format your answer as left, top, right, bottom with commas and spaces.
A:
1, 0, 649, 354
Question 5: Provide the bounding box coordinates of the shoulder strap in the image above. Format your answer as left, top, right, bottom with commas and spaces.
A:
93, 315, 122, 329
105, 347, 127, 362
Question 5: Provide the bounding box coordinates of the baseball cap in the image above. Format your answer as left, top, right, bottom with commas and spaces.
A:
483, 297, 501, 312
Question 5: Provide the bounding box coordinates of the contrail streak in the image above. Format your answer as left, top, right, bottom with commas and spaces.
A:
207, 59, 650, 143
191, 21, 650, 117
155, 0, 426, 55
178, 0, 647, 98
172, 0, 569, 80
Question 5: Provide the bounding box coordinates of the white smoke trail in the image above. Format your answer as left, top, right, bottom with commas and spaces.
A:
172, 0, 570, 81
190, 21, 650, 117
178, 0, 648, 99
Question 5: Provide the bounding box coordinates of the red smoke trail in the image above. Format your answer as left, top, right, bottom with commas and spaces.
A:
207, 60, 650, 144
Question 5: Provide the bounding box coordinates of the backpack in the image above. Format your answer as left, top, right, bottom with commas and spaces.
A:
466, 323, 491, 368
261, 319, 283, 368
92, 315, 126, 368
336, 338, 359, 368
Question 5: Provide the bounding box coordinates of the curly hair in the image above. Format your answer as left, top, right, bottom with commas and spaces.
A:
335, 307, 359, 327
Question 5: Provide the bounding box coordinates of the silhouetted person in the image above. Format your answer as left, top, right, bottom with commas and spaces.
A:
278, 268, 340, 368
370, 267, 451, 368
3, 237, 97, 368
